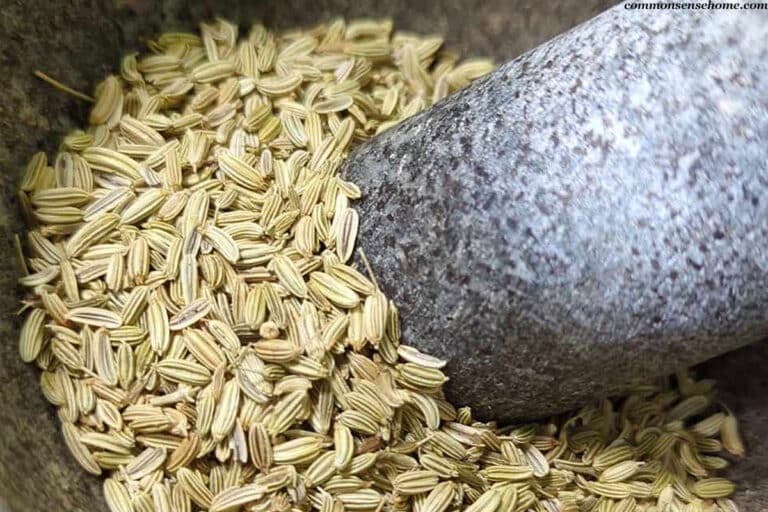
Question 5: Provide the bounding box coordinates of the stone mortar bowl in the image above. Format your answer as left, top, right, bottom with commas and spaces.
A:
0, 0, 765, 510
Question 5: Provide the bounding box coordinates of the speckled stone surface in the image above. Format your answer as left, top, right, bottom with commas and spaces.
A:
0, 1, 616, 511
344, 8, 768, 420
1, 1, 767, 510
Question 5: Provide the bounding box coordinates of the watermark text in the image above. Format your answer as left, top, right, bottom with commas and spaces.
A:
625, 1, 768, 8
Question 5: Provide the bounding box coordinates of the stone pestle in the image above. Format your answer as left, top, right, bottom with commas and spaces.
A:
342, 4, 768, 421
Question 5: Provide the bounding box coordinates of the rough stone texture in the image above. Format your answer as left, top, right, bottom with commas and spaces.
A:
345, 6, 768, 421
0, 1, 616, 511
699, 341, 768, 508
1, 1, 766, 510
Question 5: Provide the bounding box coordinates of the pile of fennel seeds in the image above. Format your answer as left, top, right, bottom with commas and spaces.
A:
17, 17, 744, 512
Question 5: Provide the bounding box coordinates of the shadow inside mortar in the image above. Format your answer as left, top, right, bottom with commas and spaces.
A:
3, 0, 765, 510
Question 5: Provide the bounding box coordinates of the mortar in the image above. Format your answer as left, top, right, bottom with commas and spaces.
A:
0, 0, 766, 510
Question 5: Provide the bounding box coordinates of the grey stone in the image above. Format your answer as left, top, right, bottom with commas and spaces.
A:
0, 0, 765, 510
698, 341, 768, 508
0, 1, 614, 510
344, 8, 768, 420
